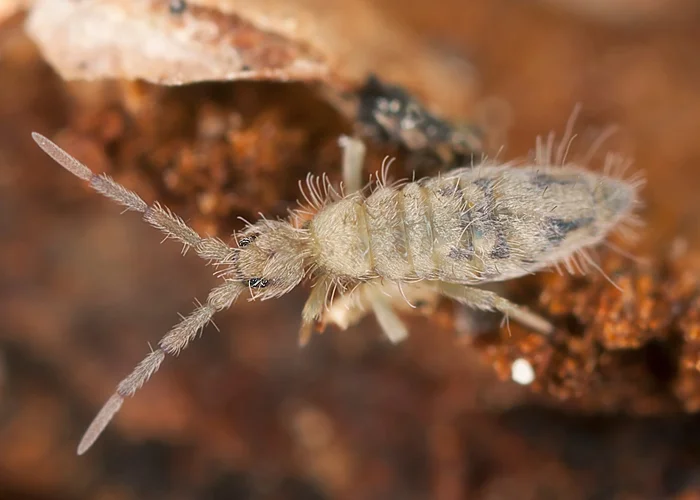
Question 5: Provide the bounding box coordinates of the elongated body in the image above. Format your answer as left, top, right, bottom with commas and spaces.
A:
311, 165, 634, 285
31, 112, 643, 454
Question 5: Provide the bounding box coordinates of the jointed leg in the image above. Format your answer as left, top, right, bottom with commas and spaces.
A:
369, 293, 408, 343
302, 277, 409, 345
339, 135, 367, 194
299, 277, 334, 347
324, 279, 436, 344
438, 282, 554, 335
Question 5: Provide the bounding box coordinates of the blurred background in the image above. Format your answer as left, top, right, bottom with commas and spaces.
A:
3, 0, 700, 498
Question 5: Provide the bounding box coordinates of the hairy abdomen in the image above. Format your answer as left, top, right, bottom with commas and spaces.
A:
309, 165, 636, 284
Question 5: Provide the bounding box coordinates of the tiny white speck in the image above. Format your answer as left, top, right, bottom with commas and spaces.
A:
511, 358, 535, 385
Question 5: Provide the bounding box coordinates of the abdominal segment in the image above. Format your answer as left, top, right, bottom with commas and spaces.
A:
310, 165, 632, 285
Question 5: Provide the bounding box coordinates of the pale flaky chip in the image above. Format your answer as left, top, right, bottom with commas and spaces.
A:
25, 0, 478, 118
25, 0, 327, 85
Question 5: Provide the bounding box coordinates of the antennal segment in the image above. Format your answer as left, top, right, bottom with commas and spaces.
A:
32, 132, 234, 265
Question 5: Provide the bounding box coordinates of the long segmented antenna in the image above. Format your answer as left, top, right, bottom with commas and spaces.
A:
77, 281, 243, 454
31, 133, 235, 263
32, 133, 245, 454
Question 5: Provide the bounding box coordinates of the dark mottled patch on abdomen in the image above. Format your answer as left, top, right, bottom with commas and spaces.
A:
545, 217, 594, 244
531, 173, 579, 189
490, 232, 511, 259
449, 244, 474, 260
473, 177, 512, 260
437, 183, 460, 198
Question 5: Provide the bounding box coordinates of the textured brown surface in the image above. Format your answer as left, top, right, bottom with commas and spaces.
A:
3, 1, 700, 499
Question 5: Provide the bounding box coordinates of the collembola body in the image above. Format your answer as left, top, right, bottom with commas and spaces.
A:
311, 165, 630, 285
30, 113, 642, 454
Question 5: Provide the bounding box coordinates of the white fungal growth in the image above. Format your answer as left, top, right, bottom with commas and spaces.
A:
30, 106, 643, 454
511, 358, 536, 386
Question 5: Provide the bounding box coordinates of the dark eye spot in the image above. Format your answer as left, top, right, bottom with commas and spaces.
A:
247, 278, 269, 288
238, 235, 256, 247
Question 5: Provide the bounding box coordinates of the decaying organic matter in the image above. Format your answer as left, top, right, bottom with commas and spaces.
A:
352, 75, 485, 169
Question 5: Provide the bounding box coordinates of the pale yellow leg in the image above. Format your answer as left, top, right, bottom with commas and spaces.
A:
370, 296, 409, 343
438, 282, 553, 335
339, 135, 366, 194
298, 277, 334, 346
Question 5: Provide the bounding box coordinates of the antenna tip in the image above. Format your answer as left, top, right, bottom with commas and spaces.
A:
31, 131, 45, 144
77, 393, 124, 455
31, 131, 95, 181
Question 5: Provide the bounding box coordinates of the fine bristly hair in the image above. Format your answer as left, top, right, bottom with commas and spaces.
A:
31, 112, 643, 454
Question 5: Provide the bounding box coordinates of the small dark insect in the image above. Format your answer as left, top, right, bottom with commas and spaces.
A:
31, 107, 643, 454
356, 74, 484, 168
